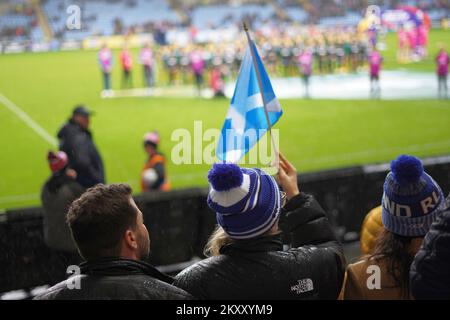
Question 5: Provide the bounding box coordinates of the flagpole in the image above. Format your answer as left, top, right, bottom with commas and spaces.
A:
243, 21, 279, 168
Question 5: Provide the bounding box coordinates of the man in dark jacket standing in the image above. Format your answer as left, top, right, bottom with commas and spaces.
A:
57, 105, 105, 188
174, 153, 345, 299
410, 195, 450, 299
35, 184, 192, 300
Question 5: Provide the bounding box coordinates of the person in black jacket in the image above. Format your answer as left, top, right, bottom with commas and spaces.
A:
410, 195, 450, 299
41, 151, 84, 285
57, 105, 105, 188
174, 153, 345, 299
35, 183, 192, 300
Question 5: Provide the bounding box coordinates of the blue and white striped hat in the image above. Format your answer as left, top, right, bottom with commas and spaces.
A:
207, 163, 281, 240
382, 155, 446, 237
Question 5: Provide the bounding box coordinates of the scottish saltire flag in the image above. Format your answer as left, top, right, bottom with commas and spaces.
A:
216, 41, 283, 163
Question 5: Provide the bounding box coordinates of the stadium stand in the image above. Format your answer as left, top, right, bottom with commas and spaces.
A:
0, 0, 39, 41
189, 2, 275, 29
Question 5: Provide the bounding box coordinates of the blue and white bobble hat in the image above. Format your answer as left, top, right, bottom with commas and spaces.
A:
382, 155, 446, 237
207, 163, 281, 240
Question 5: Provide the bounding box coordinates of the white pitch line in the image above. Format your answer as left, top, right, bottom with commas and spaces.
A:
0, 193, 40, 205
0, 93, 58, 147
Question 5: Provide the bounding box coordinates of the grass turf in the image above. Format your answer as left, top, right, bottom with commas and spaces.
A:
0, 29, 449, 210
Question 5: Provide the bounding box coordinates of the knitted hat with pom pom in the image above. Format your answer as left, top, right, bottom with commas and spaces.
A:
207, 163, 281, 240
382, 155, 445, 237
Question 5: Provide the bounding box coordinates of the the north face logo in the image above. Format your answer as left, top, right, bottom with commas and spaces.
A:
291, 279, 314, 294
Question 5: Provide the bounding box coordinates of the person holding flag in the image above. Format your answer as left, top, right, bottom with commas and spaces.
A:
174, 154, 345, 299
173, 24, 345, 299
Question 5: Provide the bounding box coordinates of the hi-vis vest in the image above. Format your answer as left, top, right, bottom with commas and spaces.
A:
141, 154, 170, 192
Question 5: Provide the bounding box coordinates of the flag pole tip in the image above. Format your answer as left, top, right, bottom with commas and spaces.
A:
243, 21, 248, 31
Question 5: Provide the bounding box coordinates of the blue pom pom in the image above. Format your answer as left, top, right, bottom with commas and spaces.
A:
391, 155, 424, 185
208, 163, 243, 191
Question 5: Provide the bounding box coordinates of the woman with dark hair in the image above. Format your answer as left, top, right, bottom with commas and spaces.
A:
341, 155, 446, 299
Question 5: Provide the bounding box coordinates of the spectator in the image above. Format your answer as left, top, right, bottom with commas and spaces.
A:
120, 44, 133, 88
341, 155, 446, 300
368, 47, 383, 99
174, 153, 345, 299
410, 194, 450, 299
190, 48, 205, 96
141, 131, 170, 192
209, 66, 225, 97
139, 42, 154, 88
297, 48, 313, 98
98, 43, 113, 94
57, 105, 105, 188
41, 151, 84, 283
35, 184, 192, 300
436, 46, 449, 99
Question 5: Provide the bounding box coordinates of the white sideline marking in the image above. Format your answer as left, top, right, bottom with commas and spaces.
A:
0, 193, 40, 205
100, 87, 214, 99
0, 93, 58, 147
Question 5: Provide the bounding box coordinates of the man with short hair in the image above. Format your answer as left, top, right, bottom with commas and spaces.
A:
35, 184, 192, 300
57, 105, 105, 188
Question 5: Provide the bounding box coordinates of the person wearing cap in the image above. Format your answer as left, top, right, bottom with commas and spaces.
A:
41, 151, 85, 283
57, 105, 105, 188
120, 44, 133, 89
341, 155, 447, 300
174, 153, 345, 299
141, 131, 170, 192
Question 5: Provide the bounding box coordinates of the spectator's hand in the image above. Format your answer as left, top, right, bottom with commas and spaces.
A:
276, 152, 300, 200
66, 169, 77, 180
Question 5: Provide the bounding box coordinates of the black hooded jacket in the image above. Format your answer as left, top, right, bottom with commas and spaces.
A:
34, 258, 193, 300
57, 119, 104, 188
410, 205, 450, 299
174, 193, 346, 300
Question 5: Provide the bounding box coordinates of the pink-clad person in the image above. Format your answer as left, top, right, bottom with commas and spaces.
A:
397, 26, 409, 62
190, 48, 205, 96
139, 43, 154, 88
120, 44, 133, 89
98, 44, 113, 92
436, 46, 449, 99
417, 24, 429, 59
368, 48, 383, 99
298, 48, 313, 98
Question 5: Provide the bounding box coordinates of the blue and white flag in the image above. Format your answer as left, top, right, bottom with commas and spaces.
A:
216, 41, 283, 163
